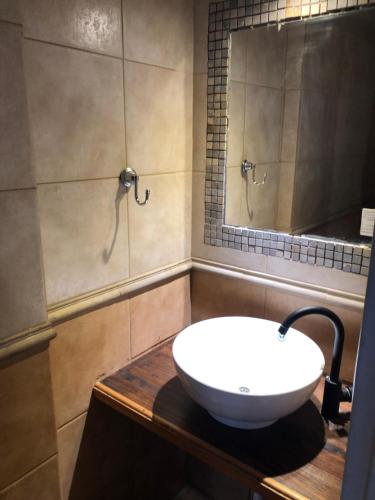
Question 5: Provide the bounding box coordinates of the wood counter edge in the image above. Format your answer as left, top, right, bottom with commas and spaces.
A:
93, 382, 308, 500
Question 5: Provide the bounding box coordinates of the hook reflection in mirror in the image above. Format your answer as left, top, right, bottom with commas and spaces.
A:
119, 167, 150, 206
241, 160, 267, 185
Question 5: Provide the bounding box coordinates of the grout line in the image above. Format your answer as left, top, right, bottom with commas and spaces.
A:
23, 36, 123, 61
0, 186, 36, 193
121, 0, 132, 281
36, 176, 119, 185
23, 38, 195, 75
35, 171, 191, 186
57, 409, 88, 432
0, 454, 58, 494
0, 18, 22, 28
123, 57, 194, 76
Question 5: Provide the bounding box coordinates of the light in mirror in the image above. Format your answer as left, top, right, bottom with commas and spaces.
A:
226, 10, 375, 245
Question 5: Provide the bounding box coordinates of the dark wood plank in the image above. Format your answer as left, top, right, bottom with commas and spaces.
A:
94, 340, 351, 500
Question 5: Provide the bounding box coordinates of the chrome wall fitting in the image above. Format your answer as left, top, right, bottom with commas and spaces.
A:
119, 167, 150, 206
241, 160, 267, 185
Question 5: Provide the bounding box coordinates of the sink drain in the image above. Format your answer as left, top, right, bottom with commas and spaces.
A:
239, 386, 250, 393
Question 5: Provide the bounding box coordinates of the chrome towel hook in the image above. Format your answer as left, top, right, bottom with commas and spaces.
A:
241, 160, 267, 185
119, 167, 150, 206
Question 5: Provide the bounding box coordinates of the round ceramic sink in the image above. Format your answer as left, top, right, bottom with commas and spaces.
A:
172, 316, 325, 429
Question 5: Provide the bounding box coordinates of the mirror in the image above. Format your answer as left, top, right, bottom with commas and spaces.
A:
226, 10, 375, 244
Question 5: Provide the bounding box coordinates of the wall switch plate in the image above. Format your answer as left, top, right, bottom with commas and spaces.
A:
360, 208, 375, 237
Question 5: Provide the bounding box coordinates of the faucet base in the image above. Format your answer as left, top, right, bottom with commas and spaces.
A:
321, 376, 353, 421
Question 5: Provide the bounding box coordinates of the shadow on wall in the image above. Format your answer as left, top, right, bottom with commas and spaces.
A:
68, 396, 186, 500
102, 184, 126, 264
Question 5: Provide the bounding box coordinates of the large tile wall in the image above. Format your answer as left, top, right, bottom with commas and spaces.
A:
21, 0, 193, 306
52, 274, 190, 499
0, 0, 372, 498
191, 0, 369, 297
1, 1, 193, 499
0, 9, 60, 499
226, 26, 284, 230
288, 12, 375, 233
191, 269, 361, 383
0, 18, 46, 342
191, 4, 368, 496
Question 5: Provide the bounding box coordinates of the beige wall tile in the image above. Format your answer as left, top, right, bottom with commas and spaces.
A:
50, 299, 131, 427
21, 0, 122, 57
225, 167, 242, 227
0, 23, 34, 190
297, 90, 329, 163
0, 457, 61, 500
264, 288, 363, 382
63, 399, 186, 500
193, 74, 207, 172
285, 23, 305, 90
240, 163, 280, 229
57, 413, 87, 500
244, 85, 283, 164
277, 162, 295, 231
281, 90, 300, 163
292, 160, 330, 230
130, 274, 191, 357
227, 81, 245, 168
38, 179, 129, 305
191, 174, 267, 273
265, 256, 367, 296
24, 40, 126, 183
0, 347, 57, 490
0, 190, 46, 340
191, 270, 266, 323
247, 25, 287, 89
0, 1, 21, 24
124, 61, 192, 176
191, 171, 205, 255
123, 0, 193, 72
194, 0, 209, 75
302, 21, 341, 93
230, 30, 248, 83
128, 172, 191, 277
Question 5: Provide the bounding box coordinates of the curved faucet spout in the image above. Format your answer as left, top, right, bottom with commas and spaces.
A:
278, 306, 344, 383
278, 306, 352, 422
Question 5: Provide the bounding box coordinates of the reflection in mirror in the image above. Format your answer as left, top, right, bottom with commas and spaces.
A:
225, 10, 375, 244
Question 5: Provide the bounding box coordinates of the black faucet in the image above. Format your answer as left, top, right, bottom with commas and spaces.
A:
278, 306, 353, 422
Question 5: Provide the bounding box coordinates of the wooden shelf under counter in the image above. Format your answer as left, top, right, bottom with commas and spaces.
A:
93, 339, 351, 500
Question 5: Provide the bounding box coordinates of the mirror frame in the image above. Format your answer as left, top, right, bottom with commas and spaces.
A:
204, 0, 373, 276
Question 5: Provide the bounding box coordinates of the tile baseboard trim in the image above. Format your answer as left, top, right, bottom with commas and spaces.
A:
0, 322, 56, 362
192, 258, 365, 311
47, 259, 192, 324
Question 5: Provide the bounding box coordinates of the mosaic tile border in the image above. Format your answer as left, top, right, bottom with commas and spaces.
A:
204, 0, 374, 276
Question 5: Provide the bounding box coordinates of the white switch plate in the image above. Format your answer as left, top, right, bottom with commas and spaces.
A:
360, 208, 375, 237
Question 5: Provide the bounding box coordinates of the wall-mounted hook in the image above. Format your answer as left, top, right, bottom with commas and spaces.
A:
241, 160, 267, 185
119, 167, 150, 206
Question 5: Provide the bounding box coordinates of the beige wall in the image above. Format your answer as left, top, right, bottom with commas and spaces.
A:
0, 0, 371, 498
192, 0, 368, 299
191, 270, 362, 383
226, 26, 285, 230
21, 0, 193, 305
225, 12, 375, 235
0, 15, 46, 343
0, 1, 193, 498
291, 12, 375, 233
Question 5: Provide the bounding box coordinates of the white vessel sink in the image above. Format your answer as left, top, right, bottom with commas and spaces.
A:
173, 316, 325, 429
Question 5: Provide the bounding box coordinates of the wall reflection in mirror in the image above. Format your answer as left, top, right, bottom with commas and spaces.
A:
225, 10, 375, 244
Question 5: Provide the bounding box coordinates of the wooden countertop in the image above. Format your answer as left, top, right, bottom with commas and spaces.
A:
94, 340, 351, 500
